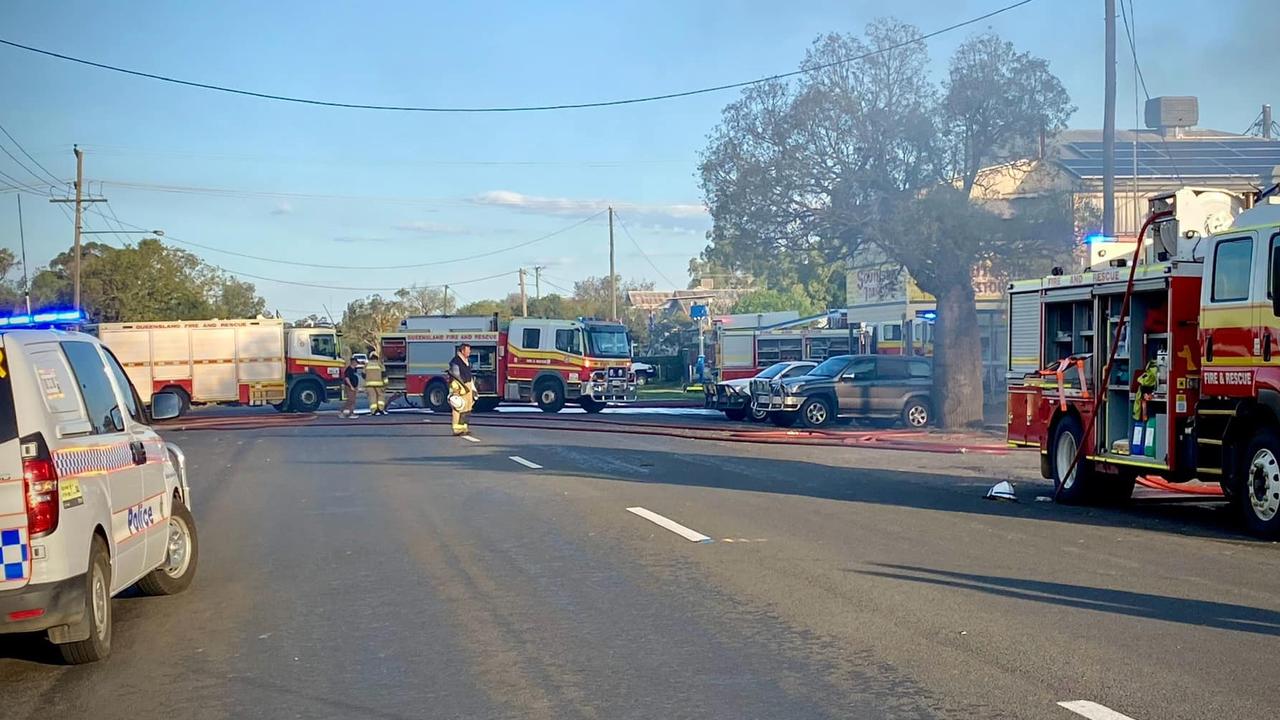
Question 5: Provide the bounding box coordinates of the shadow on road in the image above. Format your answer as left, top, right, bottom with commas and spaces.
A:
855, 563, 1280, 637
262, 424, 1258, 543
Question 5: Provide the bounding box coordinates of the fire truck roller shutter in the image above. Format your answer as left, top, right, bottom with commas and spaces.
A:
1008, 290, 1042, 378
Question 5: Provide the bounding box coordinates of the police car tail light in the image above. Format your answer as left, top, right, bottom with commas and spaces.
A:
23, 457, 60, 536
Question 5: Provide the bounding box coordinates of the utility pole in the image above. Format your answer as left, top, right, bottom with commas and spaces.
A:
518, 268, 528, 317
1102, 0, 1117, 238
533, 265, 545, 301
16, 195, 30, 315
608, 206, 616, 321
49, 146, 106, 312
442, 285, 450, 314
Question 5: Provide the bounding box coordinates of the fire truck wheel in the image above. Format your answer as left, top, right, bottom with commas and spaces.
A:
770, 411, 798, 428
535, 380, 565, 413
1237, 430, 1280, 538
424, 382, 449, 413
288, 381, 323, 413
1051, 415, 1094, 504
799, 397, 833, 428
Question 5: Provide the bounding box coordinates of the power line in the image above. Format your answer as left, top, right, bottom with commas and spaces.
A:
0, 0, 1037, 113
98, 179, 469, 206
0, 119, 63, 185
0, 168, 45, 195
611, 210, 679, 288
217, 267, 520, 293
92, 208, 605, 270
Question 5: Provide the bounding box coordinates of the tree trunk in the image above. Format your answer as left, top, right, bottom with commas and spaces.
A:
932, 281, 984, 429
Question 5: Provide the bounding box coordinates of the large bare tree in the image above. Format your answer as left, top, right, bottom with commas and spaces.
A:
699, 21, 1073, 427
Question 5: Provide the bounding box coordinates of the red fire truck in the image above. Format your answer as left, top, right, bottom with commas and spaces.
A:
711, 310, 929, 381
95, 318, 342, 416
378, 315, 637, 413
1006, 185, 1280, 536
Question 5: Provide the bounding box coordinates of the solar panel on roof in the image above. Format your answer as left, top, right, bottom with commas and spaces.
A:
1058, 139, 1280, 179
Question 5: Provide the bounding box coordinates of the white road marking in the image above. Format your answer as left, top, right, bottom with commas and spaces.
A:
1057, 701, 1139, 720
462, 435, 480, 443
509, 455, 543, 469
626, 507, 712, 543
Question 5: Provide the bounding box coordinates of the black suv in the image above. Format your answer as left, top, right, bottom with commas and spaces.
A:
761, 354, 933, 429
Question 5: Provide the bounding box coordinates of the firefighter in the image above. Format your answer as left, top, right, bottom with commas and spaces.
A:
365, 350, 387, 416
448, 342, 476, 436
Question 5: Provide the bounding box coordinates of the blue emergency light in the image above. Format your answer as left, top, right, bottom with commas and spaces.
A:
0, 309, 86, 327
1083, 233, 1116, 245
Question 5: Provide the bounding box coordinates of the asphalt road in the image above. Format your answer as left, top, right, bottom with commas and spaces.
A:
3, 410, 1278, 719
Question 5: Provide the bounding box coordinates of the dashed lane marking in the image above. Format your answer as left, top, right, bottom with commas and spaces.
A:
462, 435, 481, 443
508, 455, 543, 469
1057, 701, 1139, 720
626, 506, 712, 543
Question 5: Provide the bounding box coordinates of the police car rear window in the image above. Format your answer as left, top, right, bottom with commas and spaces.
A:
0, 343, 16, 444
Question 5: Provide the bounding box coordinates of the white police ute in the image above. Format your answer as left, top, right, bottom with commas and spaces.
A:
0, 311, 197, 663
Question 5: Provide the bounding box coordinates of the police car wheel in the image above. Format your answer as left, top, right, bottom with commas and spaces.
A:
580, 398, 606, 414
136, 500, 199, 596
58, 537, 112, 664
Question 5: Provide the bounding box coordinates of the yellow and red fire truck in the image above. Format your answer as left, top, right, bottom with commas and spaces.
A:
1006, 184, 1280, 536
94, 318, 342, 416
378, 315, 637, 413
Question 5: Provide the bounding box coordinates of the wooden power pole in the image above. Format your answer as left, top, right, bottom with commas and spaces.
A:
49, 145, 106, 312
608, 206, 616, 320
533, 265, 545, 301
1102, 0, 1117, 238
518, 268, 528, 317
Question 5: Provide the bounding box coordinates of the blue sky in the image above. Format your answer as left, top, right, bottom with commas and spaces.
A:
0, 0, 1271, 317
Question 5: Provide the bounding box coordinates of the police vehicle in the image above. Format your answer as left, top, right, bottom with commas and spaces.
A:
0, 311, 198, 663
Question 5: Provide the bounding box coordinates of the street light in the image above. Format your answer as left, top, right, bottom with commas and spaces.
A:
82, 229, 164, 236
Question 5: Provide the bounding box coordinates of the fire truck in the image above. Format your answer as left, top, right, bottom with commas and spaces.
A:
94, 318, 343, 416
378, 315, 637, 413
711, 310, 930, 381
1006, 184, 1280, 536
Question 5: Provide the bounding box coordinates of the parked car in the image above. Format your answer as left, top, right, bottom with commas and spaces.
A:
760, 354, 932, 429
351, 352, 368, 368
0, 321, 198, 663
707, 361, 816, 421
631, 361, 656, 385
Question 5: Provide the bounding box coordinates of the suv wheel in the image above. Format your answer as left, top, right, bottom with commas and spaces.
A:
902, 399, 930, 428
799, 397, 833, 428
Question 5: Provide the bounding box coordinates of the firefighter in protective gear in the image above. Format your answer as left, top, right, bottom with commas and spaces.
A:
448, 342, 476, 435
365, 350, 387, 415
